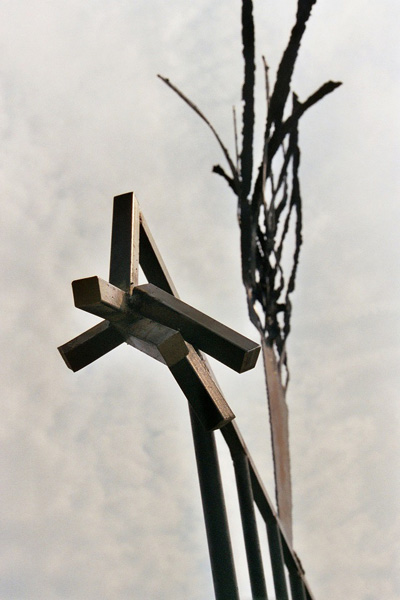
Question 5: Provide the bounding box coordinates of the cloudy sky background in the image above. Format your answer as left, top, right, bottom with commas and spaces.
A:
1, 1, 399, 598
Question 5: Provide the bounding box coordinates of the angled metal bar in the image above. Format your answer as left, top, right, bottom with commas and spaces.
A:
71, 275, 235, 429
305, 588, 314, 600
139, 211, 179, 296
221, 421, 315, 600
60, 198, 315, 598
232, 451, 268, 599
131, 283, 260, 373
109, 192, 140, 293
59, 193, 142, 372
170, 345, 234, 431
72, 277, 189, 367
137, 211, 241, 593
266, 520, 289, 600
189, 409, 239, 600
289, 569, 307, 600
72, 277, 260, 375
58, 321, 124, 372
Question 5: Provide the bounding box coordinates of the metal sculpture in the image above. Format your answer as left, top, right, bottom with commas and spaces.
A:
59, 191, 315, 599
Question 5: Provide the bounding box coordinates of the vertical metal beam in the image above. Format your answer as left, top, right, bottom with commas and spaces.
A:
189, 408, 239, 600
233, 452, 268, 599
109, 192, 140, 293
266, 520, 289, 600
289, 569, 307, 600
262, 340, 292, 544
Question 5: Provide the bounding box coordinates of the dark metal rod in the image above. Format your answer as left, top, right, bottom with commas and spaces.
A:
189, 408, 240, 600
222, 422, 316, 600
233, 452, 269, 599
289, 569, 307, 600
266, 520, 289, 600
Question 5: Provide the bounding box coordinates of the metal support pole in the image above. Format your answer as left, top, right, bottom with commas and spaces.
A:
289, 569, 307, 600
233, 452, 268, 599
266, 520, 289, 600
189, 408, 239, 600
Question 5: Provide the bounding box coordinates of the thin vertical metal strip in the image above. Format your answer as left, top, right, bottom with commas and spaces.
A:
109, 192, 139, 293
266, 520, 289, 600
233, 451, 269, 599
189, 409, 240, 600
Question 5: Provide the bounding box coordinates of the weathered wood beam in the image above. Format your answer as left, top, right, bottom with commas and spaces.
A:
131, 283, 260, 373
109, 192, 140, 293
58, 321, 124, 372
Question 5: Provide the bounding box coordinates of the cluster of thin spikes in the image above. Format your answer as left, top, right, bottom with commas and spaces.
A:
159, 0, 341, 388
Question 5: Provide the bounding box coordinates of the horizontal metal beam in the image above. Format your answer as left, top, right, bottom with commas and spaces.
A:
131, 283, 260, 373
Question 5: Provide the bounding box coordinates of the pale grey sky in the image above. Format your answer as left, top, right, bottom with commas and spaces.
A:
1, 1, 399, 599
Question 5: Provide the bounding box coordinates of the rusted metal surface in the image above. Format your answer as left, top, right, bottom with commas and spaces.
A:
262, 340, 293, 544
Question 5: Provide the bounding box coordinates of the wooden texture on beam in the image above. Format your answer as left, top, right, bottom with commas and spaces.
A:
109, 192, 140, 293
58, 321, 124, 372
131, 283, 260, 373
170, 345, 235, 430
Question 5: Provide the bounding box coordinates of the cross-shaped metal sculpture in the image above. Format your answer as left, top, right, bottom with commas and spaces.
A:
59, 192, 260, 431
